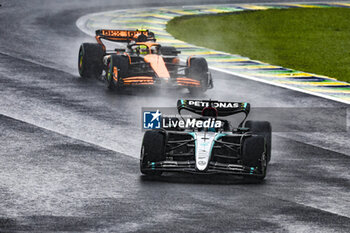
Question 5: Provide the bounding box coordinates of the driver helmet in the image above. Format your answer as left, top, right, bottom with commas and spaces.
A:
139, 45, 148, 55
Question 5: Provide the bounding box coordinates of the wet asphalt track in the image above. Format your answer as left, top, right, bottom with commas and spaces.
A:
0, 0, 349, 232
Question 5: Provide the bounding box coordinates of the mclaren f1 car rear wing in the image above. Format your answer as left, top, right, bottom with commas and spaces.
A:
95, 29, 156, 47
177, 99, 250, 126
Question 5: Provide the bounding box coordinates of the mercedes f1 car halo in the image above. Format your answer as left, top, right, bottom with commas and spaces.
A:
140, 100, 272, 181
78, 29, 213, 93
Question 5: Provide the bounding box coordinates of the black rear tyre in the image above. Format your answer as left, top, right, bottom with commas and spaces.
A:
245, 121, 272, 163
106, 55, 129, 90
78, 43, 104, 79
187, 57, 209, 94
160, 46, 178, 56
140, 130, 166, 176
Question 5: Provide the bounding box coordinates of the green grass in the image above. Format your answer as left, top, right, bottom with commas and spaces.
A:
166, 8, 350, 82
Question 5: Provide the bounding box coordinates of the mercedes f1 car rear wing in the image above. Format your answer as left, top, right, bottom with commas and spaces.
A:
177, 99, 250, 126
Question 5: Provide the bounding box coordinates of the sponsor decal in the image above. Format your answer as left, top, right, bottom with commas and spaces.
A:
198, 161, 207, 166
101, 29, 148, 38
187, 100, 240, 108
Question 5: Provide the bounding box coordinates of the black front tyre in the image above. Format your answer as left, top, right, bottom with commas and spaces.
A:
245, 121, 272, 163
106, 55, 129, 90
241, 135, 267, 182
140, 130, 166, 176
78, 43, 104, 79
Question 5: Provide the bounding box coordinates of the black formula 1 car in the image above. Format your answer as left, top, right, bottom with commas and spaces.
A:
140, 100, 272, 181
78, 29, 213, 93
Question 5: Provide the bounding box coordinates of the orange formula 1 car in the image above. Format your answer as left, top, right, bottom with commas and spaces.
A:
78, 29, 213, 93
